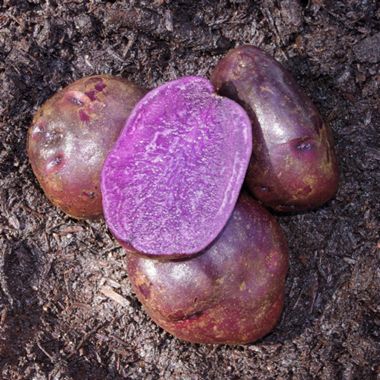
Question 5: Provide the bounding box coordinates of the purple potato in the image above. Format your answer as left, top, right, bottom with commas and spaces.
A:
211, 45, 339, 212
27, 75, 146, 219
101, 76, 252, 258
127, 195, 289, 344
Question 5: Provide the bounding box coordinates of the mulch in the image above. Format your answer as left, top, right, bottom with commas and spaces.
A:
0, 1, 379, 379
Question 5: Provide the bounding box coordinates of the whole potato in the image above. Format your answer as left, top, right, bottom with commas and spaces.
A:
127, 195, 288, 344
27, 75, 146, 219
211, 46, 339, 212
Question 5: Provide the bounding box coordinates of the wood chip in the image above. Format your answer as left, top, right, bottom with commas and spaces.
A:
106, 278, 121, 289
100, 285, 130, 307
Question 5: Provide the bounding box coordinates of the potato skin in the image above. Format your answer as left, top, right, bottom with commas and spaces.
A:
127, 195, 289, 345
211, 46, 339, 212
27, 75, 146, 219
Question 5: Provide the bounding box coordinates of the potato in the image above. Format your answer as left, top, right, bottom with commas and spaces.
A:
211, 46, 339, 212
27, 75, 146, 219
127, 195, 289, 344
101, 76, 252, 258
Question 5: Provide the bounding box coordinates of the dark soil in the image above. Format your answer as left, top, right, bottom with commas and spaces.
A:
0, 1, 379, 379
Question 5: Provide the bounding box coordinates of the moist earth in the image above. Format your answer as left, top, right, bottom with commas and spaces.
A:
0, 1, 379, 379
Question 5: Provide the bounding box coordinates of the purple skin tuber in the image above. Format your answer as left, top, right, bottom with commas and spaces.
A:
211, 45, 339, 212
101, 76, 252, 258
127, 195, 289, 345
27, 75, 146, 219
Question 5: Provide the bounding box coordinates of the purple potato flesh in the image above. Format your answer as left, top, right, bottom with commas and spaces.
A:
127, 195, 289, 344
101, 76, 252, 258
27, 75, 146, 219
211, 45, 339, 212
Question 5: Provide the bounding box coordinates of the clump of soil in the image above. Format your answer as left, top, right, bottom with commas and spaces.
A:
0, 1, 379, 379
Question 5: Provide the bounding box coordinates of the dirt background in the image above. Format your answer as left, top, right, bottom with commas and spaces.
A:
0, 0, 379, 379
